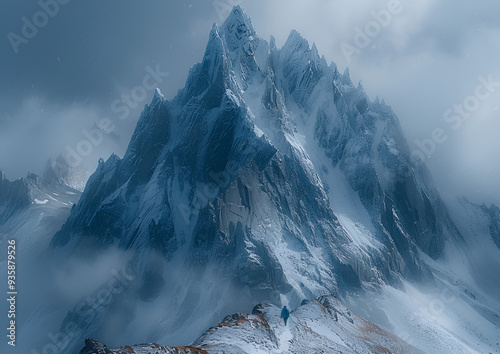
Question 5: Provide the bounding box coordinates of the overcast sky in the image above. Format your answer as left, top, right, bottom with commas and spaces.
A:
1, 0, 499, 205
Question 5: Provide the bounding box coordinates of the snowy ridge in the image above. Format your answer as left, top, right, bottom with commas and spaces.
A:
80, 295, 421, 354
192, 296, 422, 353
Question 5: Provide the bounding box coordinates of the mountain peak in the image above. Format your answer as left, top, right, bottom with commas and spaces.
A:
311, 42, 319, 55
210, 22, 221, 39
221, 5, 255, 50
223, 5, 253, 31
42, 156, 68, 185
284, 29, 309, 52
153, 87, 165, 101
338, 67, 354, 88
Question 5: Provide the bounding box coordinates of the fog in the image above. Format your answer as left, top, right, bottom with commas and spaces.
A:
0, 238, 256, 352
1, 0, 499, 204
0, 236, 133, 353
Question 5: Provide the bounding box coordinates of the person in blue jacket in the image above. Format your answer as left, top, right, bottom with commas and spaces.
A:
281, 306, 290, 326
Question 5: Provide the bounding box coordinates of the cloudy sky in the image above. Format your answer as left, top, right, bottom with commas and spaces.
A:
1, 0, 499, 204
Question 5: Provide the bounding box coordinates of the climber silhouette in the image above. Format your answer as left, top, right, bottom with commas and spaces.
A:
281, 306, 290, 326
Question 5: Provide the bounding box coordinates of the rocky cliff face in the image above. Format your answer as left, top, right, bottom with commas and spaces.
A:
79, 338, 206, 354
0, 171, 35, 225
51, 5, 467, 350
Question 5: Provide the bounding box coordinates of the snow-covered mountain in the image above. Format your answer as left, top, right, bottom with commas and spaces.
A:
0, 160, 81, 249
42, 154, 92, 192
38, 6, 500, 353
0, 162, 83, 354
